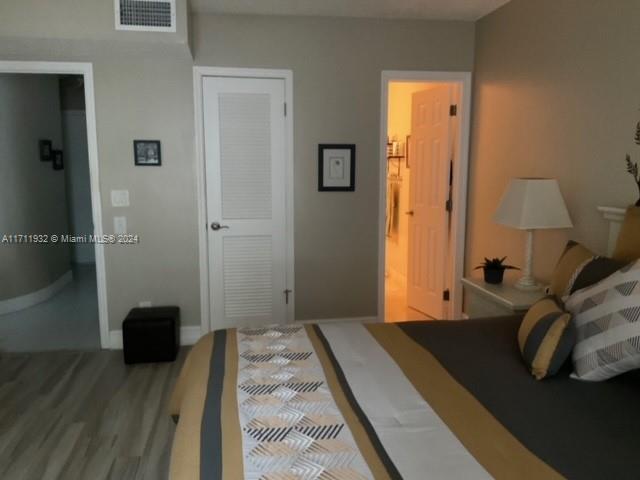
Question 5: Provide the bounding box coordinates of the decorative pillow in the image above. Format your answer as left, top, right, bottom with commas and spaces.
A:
549, 241, 624, 299
613, 206, 640, 263
562, 256, 626, 300
518, 297, 575, 380
549, 242, 594, 298
565, 260, 640, 381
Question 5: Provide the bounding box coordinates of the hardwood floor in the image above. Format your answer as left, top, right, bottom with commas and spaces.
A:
0, 348, 187, 480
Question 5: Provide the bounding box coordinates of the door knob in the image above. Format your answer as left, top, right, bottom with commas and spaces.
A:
211, 222, 229, 231
405, 210, 414, 216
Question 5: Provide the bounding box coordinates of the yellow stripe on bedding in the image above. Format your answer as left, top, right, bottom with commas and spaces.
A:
366, 323, 564, 480
169, 333, 215, 480
306, 325, 393, 480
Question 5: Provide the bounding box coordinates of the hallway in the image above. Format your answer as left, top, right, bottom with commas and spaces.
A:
0, 264, 100, 352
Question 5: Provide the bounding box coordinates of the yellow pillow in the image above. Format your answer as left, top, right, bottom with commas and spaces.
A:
549, 242, 594, 298
613, 206, 640, 263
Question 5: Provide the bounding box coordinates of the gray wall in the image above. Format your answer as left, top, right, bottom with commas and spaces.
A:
93, 46, 199, 329
192, 14, 476, 319
62, 109, 95, 264
0, 38, 199, 330
0, 0, 189, 46
60, 76, 93, 263
60, 76, 86, 111
0, 7, 475, 329
0, 0, 195, 329
467, 0, 640, 283
0, 74, 71, 300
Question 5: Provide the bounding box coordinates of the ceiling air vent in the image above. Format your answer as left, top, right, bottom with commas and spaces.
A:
115, 0, 176, 32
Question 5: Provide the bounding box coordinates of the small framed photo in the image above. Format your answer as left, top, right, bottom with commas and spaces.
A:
318, 144, 356, 192
52, 150, 64, 171
39, 139, 52, 161
134, 140, 162, 166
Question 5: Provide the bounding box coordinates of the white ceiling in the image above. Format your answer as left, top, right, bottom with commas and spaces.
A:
189, 0, 512, 21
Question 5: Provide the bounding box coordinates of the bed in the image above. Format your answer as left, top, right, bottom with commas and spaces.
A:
168, 316, 640, 479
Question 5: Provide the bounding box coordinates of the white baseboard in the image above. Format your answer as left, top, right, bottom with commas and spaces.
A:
0, 270, 73, 315
296, 316, 380, 324
108, 326, 203, 350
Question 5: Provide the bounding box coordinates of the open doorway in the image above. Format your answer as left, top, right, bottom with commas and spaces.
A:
0, 63, 109, 351
379, 72, 472, 322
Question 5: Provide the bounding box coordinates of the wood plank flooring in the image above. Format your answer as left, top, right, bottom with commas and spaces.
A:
0, 348, 187, 480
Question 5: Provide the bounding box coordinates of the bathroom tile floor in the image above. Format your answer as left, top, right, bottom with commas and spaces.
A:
384, 274, 432, 323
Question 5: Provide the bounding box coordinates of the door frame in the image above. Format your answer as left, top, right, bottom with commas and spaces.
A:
379, 70, 472, 320
0, 61, 110, 348
193, 66, 295, 333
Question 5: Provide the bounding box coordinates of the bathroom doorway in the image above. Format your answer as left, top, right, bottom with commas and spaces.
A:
380, 72, 472, 322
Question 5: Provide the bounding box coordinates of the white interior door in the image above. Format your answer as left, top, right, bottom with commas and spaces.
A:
203, 76, 289, 330
407, 86, 451, 318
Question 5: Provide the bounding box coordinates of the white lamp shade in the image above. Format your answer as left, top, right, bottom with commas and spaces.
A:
493, 178, 573, 230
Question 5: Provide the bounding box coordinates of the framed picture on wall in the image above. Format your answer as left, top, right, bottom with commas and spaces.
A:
318, 144, 356, 192
134, 140, 162, 166
39, 139, 52, 161
52, 150, 64, 171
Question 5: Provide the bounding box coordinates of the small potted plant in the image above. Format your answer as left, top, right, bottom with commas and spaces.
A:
625, 155, 640, 207
625, 120, 640, 207
475, 257, 519, 285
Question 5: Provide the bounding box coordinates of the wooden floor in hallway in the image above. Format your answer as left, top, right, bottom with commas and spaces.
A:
0, 348, 187, 480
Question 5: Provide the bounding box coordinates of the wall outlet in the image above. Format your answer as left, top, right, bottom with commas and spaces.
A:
113, 216, 127, 234
139, 301, 152, 308
111, 189, 130, 207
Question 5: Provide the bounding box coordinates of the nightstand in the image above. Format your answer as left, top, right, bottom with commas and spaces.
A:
462, 277, 546, 319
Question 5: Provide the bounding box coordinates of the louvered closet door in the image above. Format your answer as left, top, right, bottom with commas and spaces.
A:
203, 77, 287, 330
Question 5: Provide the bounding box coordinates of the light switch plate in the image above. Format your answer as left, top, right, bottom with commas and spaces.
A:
139, 301, 152, 308
111, 190, 130, 207
113, 216, 127, 234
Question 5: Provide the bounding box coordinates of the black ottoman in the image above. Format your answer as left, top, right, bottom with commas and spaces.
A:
122, 306, 180, 364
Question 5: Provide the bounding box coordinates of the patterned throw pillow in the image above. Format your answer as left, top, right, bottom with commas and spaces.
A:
565, 260, 640, 381
518, 297, 575, 380
549, 241, 624, 300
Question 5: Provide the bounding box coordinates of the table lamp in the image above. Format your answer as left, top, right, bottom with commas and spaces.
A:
493, 178, 573, 290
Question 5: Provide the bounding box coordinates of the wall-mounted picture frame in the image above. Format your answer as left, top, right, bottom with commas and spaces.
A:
318, 144, 356, 192
134, 140, 162, 166
39, 139, 52, 162
52, 150, 64, 171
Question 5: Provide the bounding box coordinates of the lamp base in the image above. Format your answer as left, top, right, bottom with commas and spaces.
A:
515, 275, 541, 292
515, 230, 541, 291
